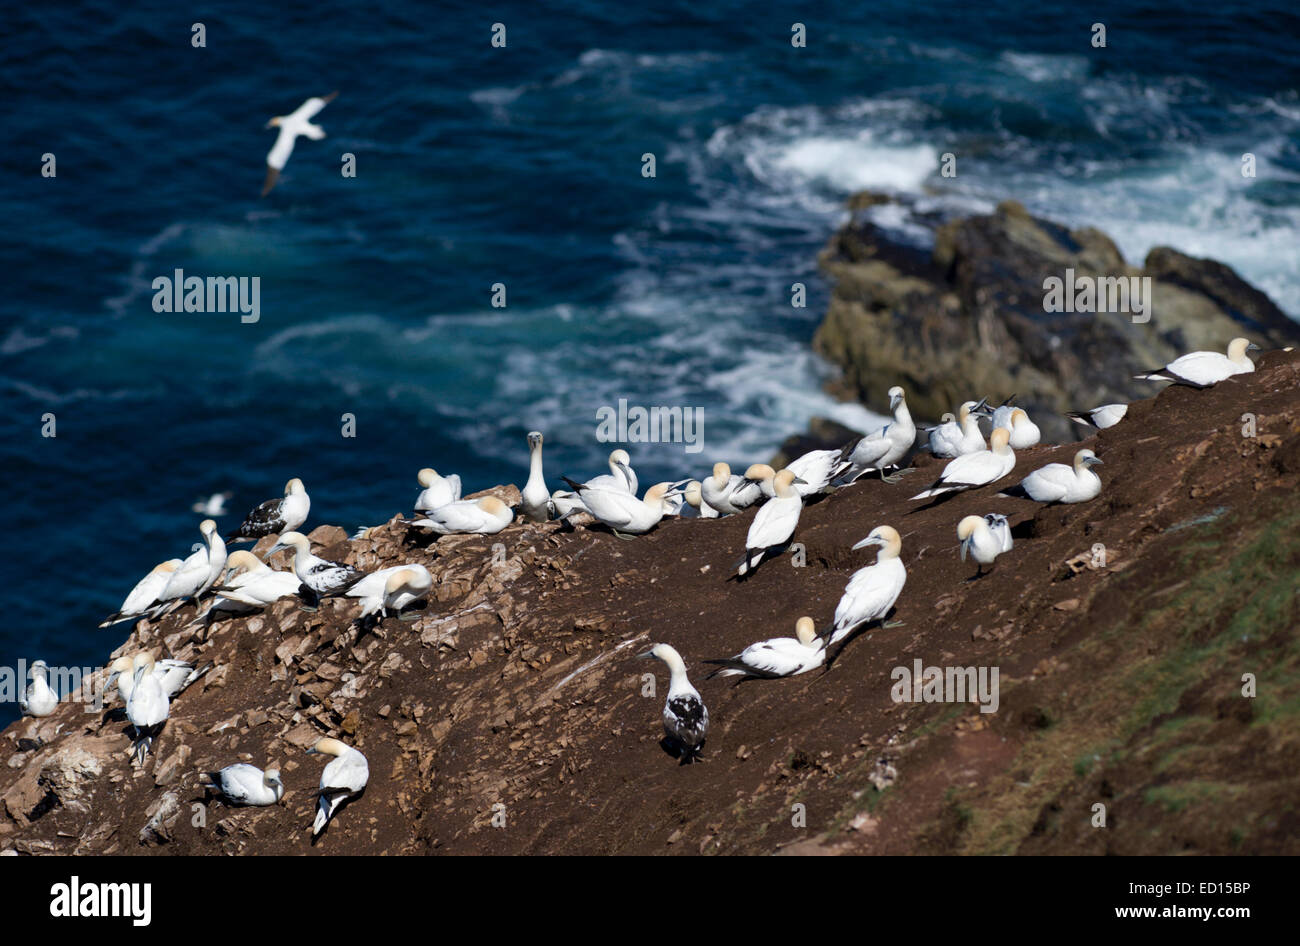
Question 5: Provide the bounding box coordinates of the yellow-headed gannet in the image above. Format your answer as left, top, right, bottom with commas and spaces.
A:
203, 764, 284, 807
269, 532, 365, 607
638, 643, 709, 762
157, 520, 227, 614
999, 448, 1103, 504
520, 431, 551, 522
262, 92, 338, 197
927, 399, 988, 458
785, 448, 844, 496
308, 737, 369, 839
550, 448, 638, 517
911, 427, 1015, 500
705, 616, 825, 679
1067, 403, 1128, 430
1135, 337, 1259, 388
125, 653, 168, 764
206, 550, 300, 613
560, 479, 675, 537
700, 462, 751, 515
345, 564, 433, 618
411, 495, 514, 535
227, 478, 310, 544
735, 469, 804, 577
99, 558, 182, 627
957, 514, 1009, 577
743, 463, 778, 500
824, 526, 907, 648
683, 480, 719, 518
977, 400, 1040, 448
109, 654, 209, 703
836, 386, 917, 483
19, 661, 59, 717
413, 468, 462, 514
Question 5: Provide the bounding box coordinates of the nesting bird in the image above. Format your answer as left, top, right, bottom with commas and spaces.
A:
705, 617, 825, 679
1067, 403, 1127, 430
558, 478, 676, 537
957, 515, 1010, 577
204, 550, 300, 614
993, 407, 1041, 449
270, 531, 366, 607
19, 661, 58, 717
227, 479, 310, 544
99, 558, 183, 627
700, 462, 753, 515
911, 427, 1016, 500
156, 519, 227, 614
735, 469, 804, 577
345, 564, 432, 619
308, 737, 369, 839
413, 468, 462, 514
520, 431, 551, 522
824, 526, 907, 649
262, 92, 338, 197
927, 399, 987, 458
836, 385, 917, 483
639, 643, 709, 762
1000, 449, 1103, 504
203, 764, 284, 807
550, 448, 638, 518
1135, 337, 1258, 388
411, 495, 514, 535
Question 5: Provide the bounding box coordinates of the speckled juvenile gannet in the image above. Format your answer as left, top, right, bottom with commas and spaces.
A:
125, 653, 168, 764
836, 386, 917, 483
705, 616, 825, 679
192, 491, 232, 517
560, 479, 675, 536
308, 737, 369, 839
411, 495, 514, 535
520, 432, 551, 522
683, 480, 719, 518
639, 643, 709, 762
1000, 448, 1103, 504
99, 559, 183, 627
927, 399, 987, 458
1067, 403, 1128, 430
262, 92, 338, 197
413, 468, 462, 514
735, 469, 805, 577
1135, 337, 1259, 388
207, 550, 300, 613
20, 661, 59, 717
345, 564, 433, 619
227, 479, 310, 543
203, 764, 284, 807
270, 531, 365, 606
824, 526, 907, 648
911, 427, 1015, 500
157, 520, 227, 614
957, 515, 1008, 577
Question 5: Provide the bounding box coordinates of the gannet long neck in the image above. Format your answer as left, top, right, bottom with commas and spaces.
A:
527, 437, 544, 486
892, 392, 914, 429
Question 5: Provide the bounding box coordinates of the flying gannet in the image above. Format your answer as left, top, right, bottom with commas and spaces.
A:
559, 478, 676, 537
1134, 337, 1259, 388
639, 643, 709, 762
156, 520, 227, 615
125, 653, 168, 765
410, 495, 514, 535
262, 92, 338, 197
836, 386, 917, 483
413, 468, 462, 515
683, 480, 719, 518
345, 564, 433, 619
735, 469, 805, 577
270, 531, 365, 608
1067, 403, 1128, 430
99, 559, 182, 627
227, 478, 310, 544
957, 515, 1008, 578
192, 491, 233, 517
823, 526, 907, 649
19, 661, 59, 717
308, 737, 369, 839
999, 449, 1103, 504
520, 432, 551, 522
705, 617, 825, 679
203, 764, 285, 807
927, 399, 988, 458
911, 427, 1016, 500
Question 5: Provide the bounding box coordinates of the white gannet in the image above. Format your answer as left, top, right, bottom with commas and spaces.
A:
1000, 448, 1103, 504
227, 478, 310, 544
157, 520, 227, 614
203, 764, 284, 807
683, 480, 719, 518
19, 661, 59, 717
269, 531, 365, 607
549, 448, 638, 517
1135, 337, 1259, 388
994, 407, 1041, 449
413, 468, 463, 515
735, 469, 804, 577
191, 491, 233, 517
520, 432, 551, 522
308, 737, 369, 839
345, 564, 433, 619
743, 463, 778, 500
560, 479, 675, 537
978, 395, 1018, 432
824, 526, 907, 648
836, 386, 917, 483
205, 550, 301, 613
911, 427, 1016, 500
927, 400, 988, 458
957, 515, 1007, 577
125, 653, 168, 764
705, 616, 825, 679
411, 495, 514, 535
785, 449, 845, 496
1067, 403, 1128, 430
638, 643, 709, 762
109, 654, 208, 703
99, 558, 182, 627
700, 462, 749, 515
985, 512, 1013, 553
262, 92, 338, 197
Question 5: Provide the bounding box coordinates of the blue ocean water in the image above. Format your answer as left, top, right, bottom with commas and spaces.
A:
3, 1, 1299, 722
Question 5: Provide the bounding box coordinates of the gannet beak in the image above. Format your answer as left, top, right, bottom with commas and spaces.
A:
960, 538, 969, 562
851, 535, 883, 551
792, 476, 809, 486
1085, 456, 1104, 466
636, 649, 655, 660
1247, 342, 1261, 352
